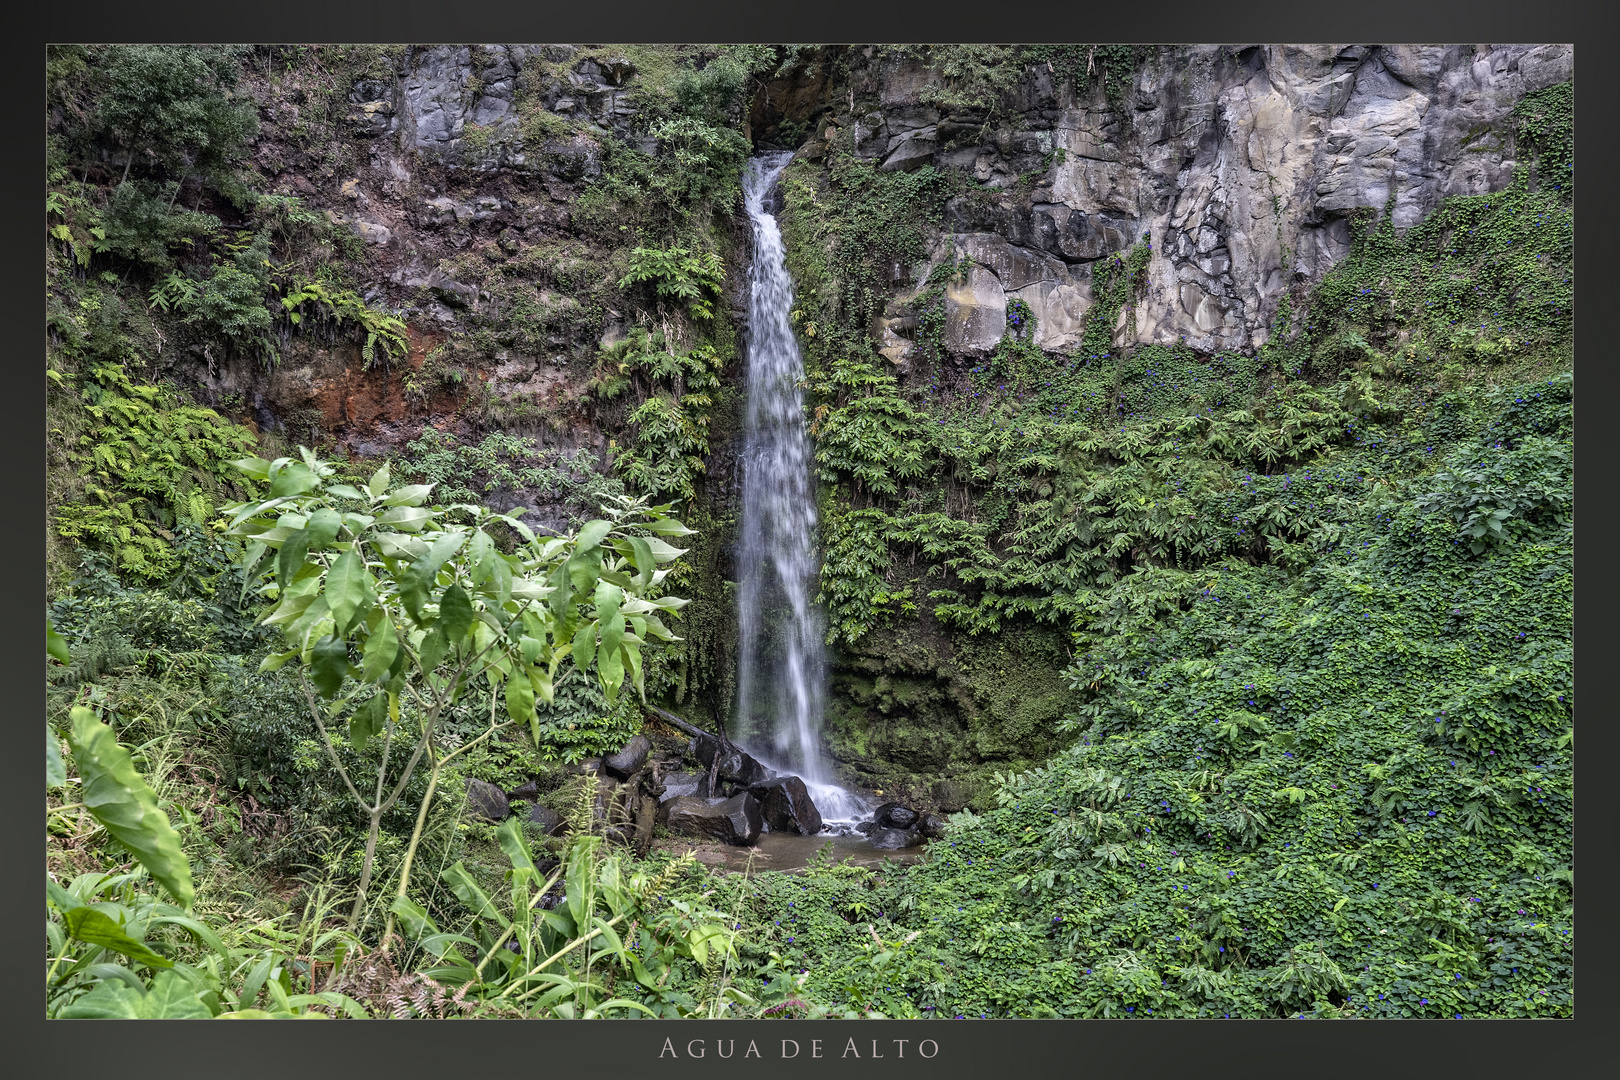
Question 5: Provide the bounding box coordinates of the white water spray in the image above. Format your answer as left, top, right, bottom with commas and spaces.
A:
735, 152, 863, 823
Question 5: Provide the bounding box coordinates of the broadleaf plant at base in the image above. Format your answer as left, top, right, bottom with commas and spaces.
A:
223, 447, 693, 935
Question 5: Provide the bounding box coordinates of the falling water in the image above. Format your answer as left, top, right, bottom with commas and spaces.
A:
735, 152, 863, 822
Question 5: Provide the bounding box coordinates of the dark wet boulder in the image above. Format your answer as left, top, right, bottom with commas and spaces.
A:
661, 793, 764, 846
855, 821, 878, 835
749, 776, 824, 836
919, 812, 948, 839
506, 778, 542, 802
874, 802, 918, 830
603, 733, 652, 780
693, 735, 772, 787
525, 803, 564, 836
466, 779, 509, 822
869, 827, 925, 850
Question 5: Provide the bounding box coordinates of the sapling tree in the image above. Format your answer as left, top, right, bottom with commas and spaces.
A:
223, 448, 692, 934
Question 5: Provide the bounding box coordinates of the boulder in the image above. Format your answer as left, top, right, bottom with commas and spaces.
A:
506, 779, 541, 802
855, 821, 878, 835
661, 793, 764, 846
602, 733, 652, 780
869, 827, 925, 850
693, 734, 772, 788
919, 812, 948, 839
873, 802, 919, 830
465, 779, 509, 822
525, 803, 564, 836
749, 776, 824, 836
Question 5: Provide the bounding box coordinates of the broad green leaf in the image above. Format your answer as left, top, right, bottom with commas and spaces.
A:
494, 816, 536, 873
367, 461, 391, 497
360, 616, 399, 683
277, 528, 312, 588
258, 649, 298, 672
349, 694, 387, 751
232, 456, 274, 481
305, 507, 343, 548
47, 619, 71, 663
68, 707, 193, 909
575, 520, 612, 552
325, 484, 366, 500
397, 531, 469, 620
59, 969, 211, 1018
505, 674, 535, 727
418, 625, 449, 677
309, 636, 350, 699
47, 722, 65, 788
598, 610, 626, 676
627, 536, 655, 587
639, 518, 694, 537
440, 861, 504, 925
439, 583, 475, 644
62, 907, 172, 969
376, 505, 433, 532
389, 896, 439, 940
269, 461, 318, 499
325, 549, 373, 635
383, 484, 435, 507
572, 621, 597, 673
644, 537, 689, 563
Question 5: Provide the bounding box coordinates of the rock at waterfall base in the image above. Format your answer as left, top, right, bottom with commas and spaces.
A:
660, 793, 764, 846
874, 802, 919, 830
749, 775, 824, 835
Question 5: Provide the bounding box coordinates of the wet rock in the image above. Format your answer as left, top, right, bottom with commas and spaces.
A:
506, 779, 542, 802
749, 776, 824, 836
693, 734, 772, 787
855, 821, 878, 835
603, 733, 652, 779
874, 802, 919, 830
661, 793, 764, 846
919, 812, 948, 839
465, 778, 509, 822
870, 827, 925, 850
525, 803, 564, 836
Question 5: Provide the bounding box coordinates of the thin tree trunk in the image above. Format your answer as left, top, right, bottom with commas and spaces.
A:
349, 807, 383, 930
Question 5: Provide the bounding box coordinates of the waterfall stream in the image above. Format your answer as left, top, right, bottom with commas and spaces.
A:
734, 152, 863, 823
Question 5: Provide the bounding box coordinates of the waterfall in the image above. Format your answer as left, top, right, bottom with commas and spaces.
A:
734, 152, 863, 823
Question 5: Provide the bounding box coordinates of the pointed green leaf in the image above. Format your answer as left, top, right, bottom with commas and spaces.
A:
277, 528, 312, 588
269, 461, 318, 499
367, 461, 392, 497
325, 550, 373, 635
360, 617, 399, 683
439, 583, 475, 645
309, 636, 349, 699
505, 674, 535, 727
47, 722, 66, 788
349, 694, 387, 751
575, 520, 612, 553
62, 907, 173, 968
47, 619, 71, 663
418, 625, 449, 676
68, 707, 193, 908
305, 507, 343, 548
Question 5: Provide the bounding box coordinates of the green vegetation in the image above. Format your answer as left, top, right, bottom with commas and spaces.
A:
45, 42, 1572, 1021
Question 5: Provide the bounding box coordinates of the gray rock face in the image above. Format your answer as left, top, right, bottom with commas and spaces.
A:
465, 778, 509, 822
602, 733, 652, 780
661, 793, 764, 846
750, 776, 824, 835
919, 812, 948, 839
875, 43, 1572, 357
